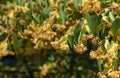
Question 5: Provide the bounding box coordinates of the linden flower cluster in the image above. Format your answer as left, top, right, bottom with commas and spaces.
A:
81, 0, 92, 14
92, 37, 99, 46
97, 72, 107, 78
90, 39, 118, 59
51, 25, 76, 51
104, 40, 118, 59
81, 0, 101, 14
89, 47, 111, 60
90, 38, 119, 76
23, 18, 57, 41
82, 34, 93, 43
39, 64, 50, 76
98, 67, 120, 78
54, 24, 66, 32
39, 63, 57, 76
108, 71, 120, 78
6, 2, 29, 19
39, 31, 56, 41
1, 0, 120, 77
74, 44, 87, 54
51, 39, 69, 51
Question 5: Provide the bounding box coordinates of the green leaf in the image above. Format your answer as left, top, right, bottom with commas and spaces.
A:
48, 55, 55, 62
113, 58, 118, 70
100, 1, 109, 8
73, 0, 80, 10
110, 18, 120, 35
58, 6, 66, 24
12, 32, 21, 54
118, 51, 120, 58
86, 13, 102, 34
67, 35, 74, 50
41, 7, 50, 20
97, 59, 103, 71
29, 0, 34, 10
0, 0, 12, 3
8, 18, 13, 24
73, 20, 83, 44
99, 27, 109, 40
0, 32, 7, 42
118, 10, 120, 15
35, 0, 40, 6
32, 12, 40, 23
117, 51, 120, 66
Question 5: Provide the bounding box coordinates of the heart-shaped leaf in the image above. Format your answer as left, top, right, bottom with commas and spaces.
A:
110, 18, 120, 35
86, 13, 102, 34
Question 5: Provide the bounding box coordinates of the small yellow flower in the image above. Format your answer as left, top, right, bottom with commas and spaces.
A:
74, 44, 87, 54
108, 71, 119, 78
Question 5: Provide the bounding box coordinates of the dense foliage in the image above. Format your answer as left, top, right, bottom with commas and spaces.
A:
0, 0, 120, 78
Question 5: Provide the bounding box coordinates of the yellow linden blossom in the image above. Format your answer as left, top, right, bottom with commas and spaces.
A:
108, 71, 119, 78
74, 44, 87, 54
105, 40, 118, 59
39, 64, 50, 76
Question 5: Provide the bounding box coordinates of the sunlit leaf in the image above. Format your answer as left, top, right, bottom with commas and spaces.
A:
113, 58, 118, 70
110, 18, 120, 35
67, 35, 74, 50
73, 20, 83, 44
86, 12, 102, 34
97, 59, 103, 71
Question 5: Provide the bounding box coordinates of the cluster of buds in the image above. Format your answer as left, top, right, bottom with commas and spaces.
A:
59, 44, 69, 51
7, 10, 15, 19
39, 64, 50, 76
105, 40, 118, 59
92, 0, 101, 13
109, 2, 120, 14
82, 34, 93, 43
51, 41, 69, 51
97, 72, 107, 78
51, 27, 72, 51
98, 68, 120, 78
39, 31, 56, 41
49, 0, 58, 10
92, 37, 99, 46
90, 47, 103, 59
108, 71, 120, 78
81, 0, 92, 14
91, 39, 119, 77
74, 44, 87, 54
90, 47, 115, 65
80, 0, 102, 14
50, 11, 59, 18
54, 24, 66, 32
16, 4, 30, 14
24, 29, 33, 36
39, 62, 57, 76
51, 41, 60, 49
